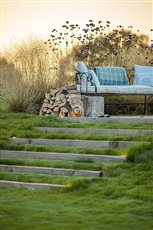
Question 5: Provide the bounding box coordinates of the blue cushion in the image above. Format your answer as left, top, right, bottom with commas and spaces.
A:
94, 67, 128, 86
88, 70, 100, 86
134, 65, 153, 87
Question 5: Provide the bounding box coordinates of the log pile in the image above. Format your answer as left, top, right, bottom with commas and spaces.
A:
39, 88, 84, 117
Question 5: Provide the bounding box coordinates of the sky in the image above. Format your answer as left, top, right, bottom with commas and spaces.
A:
0, 0, 153, 51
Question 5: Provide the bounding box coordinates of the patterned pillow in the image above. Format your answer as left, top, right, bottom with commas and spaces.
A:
94, 67, 128, 86
134, 65, 153, 87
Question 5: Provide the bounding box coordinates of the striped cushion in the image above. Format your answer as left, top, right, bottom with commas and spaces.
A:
134, 65, 153, 87
94, 67, 128, 86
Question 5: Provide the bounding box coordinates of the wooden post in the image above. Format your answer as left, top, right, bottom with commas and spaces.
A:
143, 95, 147, 115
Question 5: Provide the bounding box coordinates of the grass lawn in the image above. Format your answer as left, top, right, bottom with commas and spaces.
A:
1, 187, 153, 230
1, 158, 153, 230
0, 111, 153, 230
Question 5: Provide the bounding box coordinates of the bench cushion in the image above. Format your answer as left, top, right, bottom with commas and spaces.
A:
76, 61, 90, 90
94, 67, 128, 86
96, 85, 153, 95
134, 65, 153, 87
79, 85, 153, 95
76, 61, 88, 73
88, 70, 100, 86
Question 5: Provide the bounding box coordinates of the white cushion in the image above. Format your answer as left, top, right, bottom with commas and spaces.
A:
80, 85, 153, 95
88, 70, 100, 86
76, 61, 88, 73
96, 85, 153, 95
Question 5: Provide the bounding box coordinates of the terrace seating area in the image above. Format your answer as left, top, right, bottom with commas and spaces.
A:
76, 62, 153, 95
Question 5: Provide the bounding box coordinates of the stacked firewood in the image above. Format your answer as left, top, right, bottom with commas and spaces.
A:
39, 88, 83, 117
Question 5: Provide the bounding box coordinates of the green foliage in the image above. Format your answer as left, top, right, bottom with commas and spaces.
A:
0, 172, 68, 185
105, 95, 153, 115
126, 143, 153, 163
0, 111, 153, 155
65, 178, 92, 190
0, 158, 104, 171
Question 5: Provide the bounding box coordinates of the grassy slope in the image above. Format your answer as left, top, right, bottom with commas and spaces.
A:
0, 111, 153, 154
0, 111, 153, 230
1, 159, 153, 230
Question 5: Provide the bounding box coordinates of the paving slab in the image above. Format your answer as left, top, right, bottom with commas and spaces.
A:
0, 180, 65, 190
35, 127, 153, 136
10, 138, 140, 148
0, 165, 103, 177
60, 116, 153, 124
0, 150, 125, 162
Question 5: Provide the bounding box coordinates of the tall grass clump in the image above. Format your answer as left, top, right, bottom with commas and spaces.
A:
0, 37, 57, 113
126, 143, 153, 163
2, 76, 40, 113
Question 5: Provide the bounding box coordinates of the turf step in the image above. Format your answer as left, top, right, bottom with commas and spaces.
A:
35, 127, 153, 136
0, 165, 102, 177
10, 138, 139, 149
0, 180, 65, 190
0, 150, 125, 162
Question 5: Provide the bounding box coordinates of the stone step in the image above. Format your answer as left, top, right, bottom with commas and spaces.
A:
34, 127, 153, 136
0, 180, 65, 190
0, 150, 125, 162
10, 138, 140, 149
61, 116, 153, 124
0, 165, 102, 177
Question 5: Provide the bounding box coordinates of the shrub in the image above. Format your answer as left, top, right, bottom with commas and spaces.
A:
2, 77, 40, 113
45, 20, 152, 80
126, 143, 153, 163
1, 37, 57, 113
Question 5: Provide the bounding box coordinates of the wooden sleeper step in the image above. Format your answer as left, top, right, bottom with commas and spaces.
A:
0, 150, 126, 162
0, 165, 103, 177
34, 127, 153, 136
10, 138, 140, 149
0, 180, 65, 190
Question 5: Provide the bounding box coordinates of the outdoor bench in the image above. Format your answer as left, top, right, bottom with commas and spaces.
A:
76, 62, 153, 114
